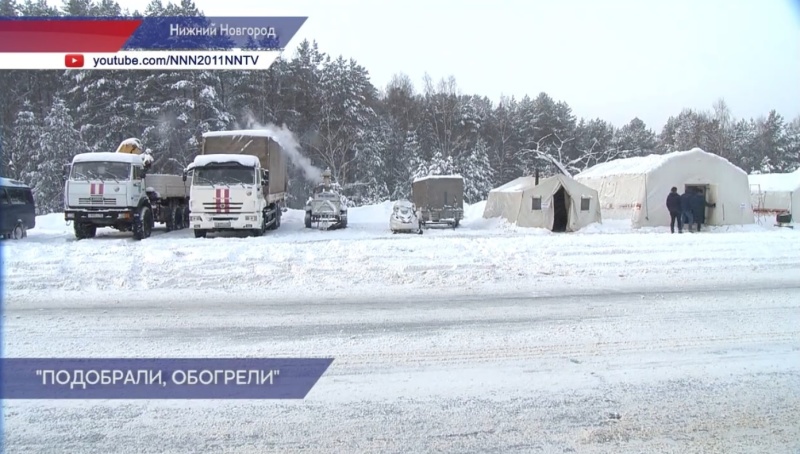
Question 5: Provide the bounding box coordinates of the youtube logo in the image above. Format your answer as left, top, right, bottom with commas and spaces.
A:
64, 54, 84, 68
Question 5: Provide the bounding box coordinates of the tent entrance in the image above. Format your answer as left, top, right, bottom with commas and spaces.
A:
685, 184, 714, 223
552, 186, 569, 232
685, 184, 709, 194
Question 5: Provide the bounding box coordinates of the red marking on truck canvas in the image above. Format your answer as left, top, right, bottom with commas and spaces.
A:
215, 188, 230, 213
90, 183, 104, 195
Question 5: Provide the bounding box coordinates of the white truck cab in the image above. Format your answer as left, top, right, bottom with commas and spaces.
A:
63, 139, 190, 240
186, 154, 275, 237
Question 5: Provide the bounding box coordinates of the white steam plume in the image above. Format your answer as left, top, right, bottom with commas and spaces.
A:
241, 115, 323, 184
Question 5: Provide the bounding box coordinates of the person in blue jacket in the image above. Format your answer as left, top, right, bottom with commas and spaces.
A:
689, 188, 717, 232
680, 189, 694, 231
665, 187, 683, 233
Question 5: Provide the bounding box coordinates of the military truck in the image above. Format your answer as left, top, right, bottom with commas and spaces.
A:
185, 130, 288, 238
304, 168, 348, 229
63, 138, 191, 240
412, 174, 464, 229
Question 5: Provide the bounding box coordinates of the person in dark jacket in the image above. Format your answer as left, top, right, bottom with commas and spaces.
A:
689, 188, 717, 232
680, 190, 694, 231
666, 187, 682, 233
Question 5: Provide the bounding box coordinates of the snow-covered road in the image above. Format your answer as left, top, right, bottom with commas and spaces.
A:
3, 203, 800, 452
3, 283, 800, 453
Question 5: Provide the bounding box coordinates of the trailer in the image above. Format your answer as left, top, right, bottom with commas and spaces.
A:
63, 138, 191, 240
185, 130, 289, 237
412, 174, 464, 229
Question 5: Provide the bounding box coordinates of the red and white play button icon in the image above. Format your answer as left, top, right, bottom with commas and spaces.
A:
64, 54, 84, 68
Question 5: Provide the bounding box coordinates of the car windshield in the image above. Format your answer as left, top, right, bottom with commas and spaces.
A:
193, 165, 255, 185
395, 204, 413, 214
70, 161, 131, 181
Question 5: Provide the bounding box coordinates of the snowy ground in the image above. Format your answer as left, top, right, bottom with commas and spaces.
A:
3, 201, 800, 299
3, 202, 800, 452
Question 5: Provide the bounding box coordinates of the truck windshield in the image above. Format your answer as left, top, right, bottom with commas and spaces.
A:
71, 161, 131, 181
193, 165, 255, 185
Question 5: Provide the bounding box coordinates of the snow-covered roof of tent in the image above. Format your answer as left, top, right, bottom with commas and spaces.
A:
413, 174, 463, 183
576, 148, 742, 179
72, 152, 146, 164
202, 129, 277, 139
187, 154, 260, 170
749, 170, 800, 192
0, 177, 30, 188
490, 176, 539, 193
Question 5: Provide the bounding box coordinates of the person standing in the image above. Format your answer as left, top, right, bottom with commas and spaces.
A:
690, 188, 717, 232
666, 187, 683, 233
680, 189, 694, 232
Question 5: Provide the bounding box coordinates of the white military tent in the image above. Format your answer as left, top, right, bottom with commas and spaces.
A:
483, 174, 602, 232
575, 148, 754, 228
749, 169, 800, 221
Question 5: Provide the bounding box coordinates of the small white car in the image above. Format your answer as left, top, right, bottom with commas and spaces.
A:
390, 200, 423, 234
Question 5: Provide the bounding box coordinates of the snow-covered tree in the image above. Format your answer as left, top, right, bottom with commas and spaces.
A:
35, 98, 88, 213
6, 102, 42, 181
458, 138, 494, 203
612, 117, 657, 158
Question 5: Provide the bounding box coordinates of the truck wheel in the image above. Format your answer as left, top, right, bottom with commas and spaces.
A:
304, 212, 312, 228
274, 208, 281, 228
165, 204, 177, 232
171, 205, 186, 230
194, 229, 207, 238
133, 206, 153, 241
74, 222, 96, 240
178, 206, 187, 229
251, 214, 266, 237
266, 208, 278, 231
11, 223, 26, 240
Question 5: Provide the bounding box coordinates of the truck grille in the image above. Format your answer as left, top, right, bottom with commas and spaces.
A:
202, 202, 244, 213
78, 197, 117, 206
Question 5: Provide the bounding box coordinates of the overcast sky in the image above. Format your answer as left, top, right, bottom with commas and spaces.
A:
115, 0, 800, 131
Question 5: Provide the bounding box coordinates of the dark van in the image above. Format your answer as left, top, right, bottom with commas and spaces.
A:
0, 177, 36, 239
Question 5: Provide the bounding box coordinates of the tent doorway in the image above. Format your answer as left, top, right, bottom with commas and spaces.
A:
685, 183, 713, 224
552, 186, 569, 232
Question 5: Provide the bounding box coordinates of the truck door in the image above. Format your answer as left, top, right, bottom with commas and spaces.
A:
131, 165, 144, 203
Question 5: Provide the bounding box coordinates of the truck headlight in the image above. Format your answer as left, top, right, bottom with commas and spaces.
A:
245, 215, 257, 221
190, 216, 202, 222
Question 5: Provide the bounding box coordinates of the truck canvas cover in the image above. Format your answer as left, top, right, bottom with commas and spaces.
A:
412, 175, 464, 211
201, 131, 288, 196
